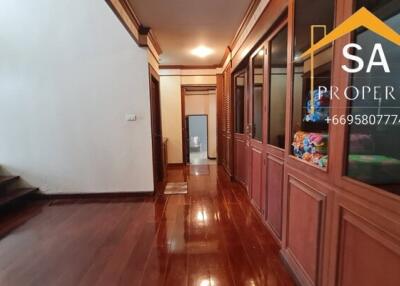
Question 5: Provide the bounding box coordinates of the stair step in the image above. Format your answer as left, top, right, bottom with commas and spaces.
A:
0, 188, 38, 206
0, 176, 19, 188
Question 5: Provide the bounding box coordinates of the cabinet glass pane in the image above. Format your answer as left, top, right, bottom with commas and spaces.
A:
346, 0, 400, 196
234, 72, 245, 134
268, 27, 288, 148
291, 0, 334, 168
252, 49, 264, 141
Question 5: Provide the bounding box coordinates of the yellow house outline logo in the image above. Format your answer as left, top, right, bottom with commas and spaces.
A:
300, 7, 400, 113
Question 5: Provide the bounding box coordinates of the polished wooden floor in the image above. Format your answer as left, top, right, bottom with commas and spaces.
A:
0, 165, 294, 286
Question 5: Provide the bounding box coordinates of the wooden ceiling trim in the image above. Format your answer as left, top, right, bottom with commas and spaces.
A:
231, 0, 288, 70
160, 65, 219, 70
219, 0, 269, 68
106, 0, 162, 60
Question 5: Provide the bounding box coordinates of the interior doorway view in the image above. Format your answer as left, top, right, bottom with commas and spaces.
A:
187, 115, 208, 165
182, 86, 217, 165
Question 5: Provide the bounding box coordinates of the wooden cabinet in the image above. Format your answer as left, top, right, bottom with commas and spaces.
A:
233, 70, 248, 187
220, 0, 400, 285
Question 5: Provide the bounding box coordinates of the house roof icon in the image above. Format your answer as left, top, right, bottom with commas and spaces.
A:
301, 7, 400, 59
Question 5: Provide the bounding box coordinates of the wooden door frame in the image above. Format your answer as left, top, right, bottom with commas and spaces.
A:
248, 43, 267, 212
148, 65, 164, 192
243, 14, 288, 216
181, 85, 216, 164
232, 68, 248, 186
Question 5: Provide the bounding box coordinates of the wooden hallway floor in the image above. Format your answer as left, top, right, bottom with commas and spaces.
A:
0, 165, 295, 286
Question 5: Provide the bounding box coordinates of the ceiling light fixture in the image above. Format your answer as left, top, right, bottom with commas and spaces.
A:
191, 46, 214, 58
258, 49, 264, 56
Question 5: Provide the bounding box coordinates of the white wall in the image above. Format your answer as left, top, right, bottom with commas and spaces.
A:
0, 0, 154, 193
185, 94, 210, 115
160, 76, 183, 164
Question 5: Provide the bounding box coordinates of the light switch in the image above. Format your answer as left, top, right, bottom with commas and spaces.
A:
125, 114, 137, 121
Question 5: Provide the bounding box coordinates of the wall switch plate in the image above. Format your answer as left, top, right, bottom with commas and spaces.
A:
125, 114, 137, 121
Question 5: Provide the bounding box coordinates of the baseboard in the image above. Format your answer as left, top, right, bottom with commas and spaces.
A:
167, 163, 185, 168
280, 249, 310, 286
33, 191, 154, 200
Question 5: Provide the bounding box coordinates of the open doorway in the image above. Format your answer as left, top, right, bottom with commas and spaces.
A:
187, 115, 208, 165
181, 85, 217, 165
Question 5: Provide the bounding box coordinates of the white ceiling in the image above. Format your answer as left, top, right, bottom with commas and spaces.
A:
128, 0, 252, 66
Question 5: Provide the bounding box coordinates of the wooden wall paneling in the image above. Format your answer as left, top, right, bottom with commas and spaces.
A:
281, 166, 332, 286
228, 66, 234, 177
248, 44, 267, 216
216, 74, 225, 166
266, 153, 284, 239
223, 75, 227, 170
245, 65, 251, 193
222, 64, 234, 177
262, 18, 288, 242
233, 69, 249, 188
234, 134, 247, 185
327, 191, 400, 286
223, 1, 400, 286
251, 144, 264, 212
328, 0, 400, 215
181, 86, 187, 164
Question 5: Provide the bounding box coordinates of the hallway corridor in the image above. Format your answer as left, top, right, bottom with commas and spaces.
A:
0, 166, 294, 286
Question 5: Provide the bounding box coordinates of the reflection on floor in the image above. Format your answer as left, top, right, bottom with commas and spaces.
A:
0, 165, 294, 286
190, 151, 217, 165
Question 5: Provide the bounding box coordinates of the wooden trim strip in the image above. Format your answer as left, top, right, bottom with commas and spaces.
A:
167, 163, 186, 168
231, 0, 262, 50
160, 65, 219, 70
33, 192, 154, 200
106, 0, 162, 58
219, 0, 262, 66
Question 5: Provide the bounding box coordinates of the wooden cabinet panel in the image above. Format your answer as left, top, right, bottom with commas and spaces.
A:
251, 147, 263, 212
337, 211, 400, 286
266, 154, 284, 238
285, 176, 326, 286
234, 136, 247, 186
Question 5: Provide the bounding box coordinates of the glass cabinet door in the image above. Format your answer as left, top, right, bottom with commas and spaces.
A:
291, 0, 335, 168
268, 26, 288, 149
345, 0, 400, 196
234, 72, 246, 134
252, 48, 265, 141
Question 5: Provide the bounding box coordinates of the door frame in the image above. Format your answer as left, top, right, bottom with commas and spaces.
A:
264, 20, 288, 240
148, 65, 164, 192
248, 43, 267, 214
181, 85, 216, 164
232, 68, 249, 187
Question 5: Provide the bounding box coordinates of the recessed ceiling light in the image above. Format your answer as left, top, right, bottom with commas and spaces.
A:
258, 49, 264, 56
191, 46, 214, 58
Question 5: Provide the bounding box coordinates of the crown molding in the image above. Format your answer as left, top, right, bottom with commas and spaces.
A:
219, 0, 261, 66
106, 0, 162, 61
220, 0, 271, 71
160, 65, 219, 70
